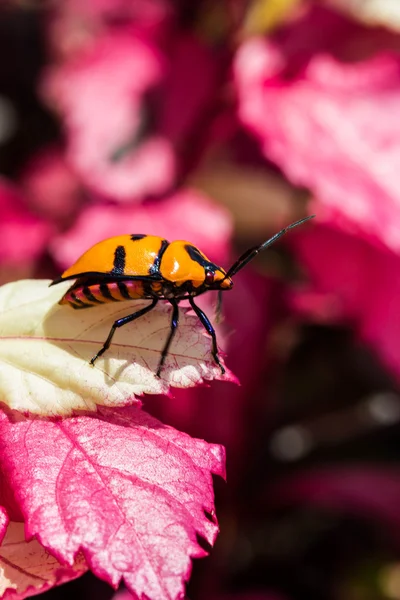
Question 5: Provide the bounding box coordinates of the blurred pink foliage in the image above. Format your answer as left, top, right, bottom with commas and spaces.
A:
289, 225, 400, 380
235, 6, 400, 252
43, 31, 174, 202
42, 27, 219, 203
21, 145, 83, 225
2, 1, 400, 599
0, 179, 52, 265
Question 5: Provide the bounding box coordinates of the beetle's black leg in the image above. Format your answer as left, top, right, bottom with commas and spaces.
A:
189, 297, 225, 375
90, 299, 158, 365
157, 299, 180, 377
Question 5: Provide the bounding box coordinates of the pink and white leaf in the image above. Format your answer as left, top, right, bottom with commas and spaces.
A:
0, 522, 87, 599
0, 407, 225, 600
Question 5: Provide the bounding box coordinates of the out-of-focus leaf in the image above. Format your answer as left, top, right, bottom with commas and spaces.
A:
0, 179, 52, 269
288, 224, 400, 381
0, 406, 225, 600
235, 5, 400, 253
270, 467, 400, 534
326, 0, 400, 32
0, 279, 234, 416
46, 0, 172, 59
0, 522, 87, 600
51, 189, 233, 270
42, 31, 175, 202
21, 146, 83, 226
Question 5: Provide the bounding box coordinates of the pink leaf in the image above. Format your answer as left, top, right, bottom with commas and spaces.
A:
160, 34, 219, 144
0, 179, 52, 266
288, 224, 400, 380
0, 406, 225, 599
21, 146, 83, 226
0, 508, 7, 545
51, 188, 233, 270
46, 0, 172, 59
0, 522, 87, 599
235, 5, 400, 252
42, 30, 175, 202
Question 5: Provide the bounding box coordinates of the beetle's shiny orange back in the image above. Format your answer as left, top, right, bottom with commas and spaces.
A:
51, 234, 233, 308
59, 234, 168, 281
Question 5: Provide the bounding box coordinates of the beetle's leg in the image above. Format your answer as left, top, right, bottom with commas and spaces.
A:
90, 299, 158, 365
157, 299, 179, 377
189, 297, 225, 375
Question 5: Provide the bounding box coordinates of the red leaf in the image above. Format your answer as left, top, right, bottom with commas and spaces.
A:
21, 146, 83, 226
235, 6, 400, 252
46, 0, 172, 59
42, 30, 174, 202
0, 406, 225, 599
288, 224, 400, 380
0, 179, 52, 265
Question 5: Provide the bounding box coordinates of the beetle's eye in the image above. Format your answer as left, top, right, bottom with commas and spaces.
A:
205, 270, 214, 284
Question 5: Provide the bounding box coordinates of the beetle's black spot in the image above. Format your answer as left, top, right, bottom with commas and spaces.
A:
111, 245, 126, 275
130, 234, 146, 241
83, 286, 104, 304
184, 244, 216, 271
100, 282, 119, 301
117, 281, 131, 300
149, 239, 169, 276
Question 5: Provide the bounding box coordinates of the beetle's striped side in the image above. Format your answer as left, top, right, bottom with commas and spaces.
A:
60, 279, 164, 309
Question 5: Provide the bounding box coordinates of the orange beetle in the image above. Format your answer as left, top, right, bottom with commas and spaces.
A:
51, 216, 314, 376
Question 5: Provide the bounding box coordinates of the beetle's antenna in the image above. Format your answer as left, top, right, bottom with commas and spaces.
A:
225, 215, 315, 279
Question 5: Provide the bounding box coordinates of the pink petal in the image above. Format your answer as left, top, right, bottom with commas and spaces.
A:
235, 5, 400, 252
0, 406, 225, 599
0, 522, 87, 599
51, 188, 233, 269
42, 31, 175, 202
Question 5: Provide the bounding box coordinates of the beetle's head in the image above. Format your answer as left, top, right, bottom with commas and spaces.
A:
204, 267, 233, 291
